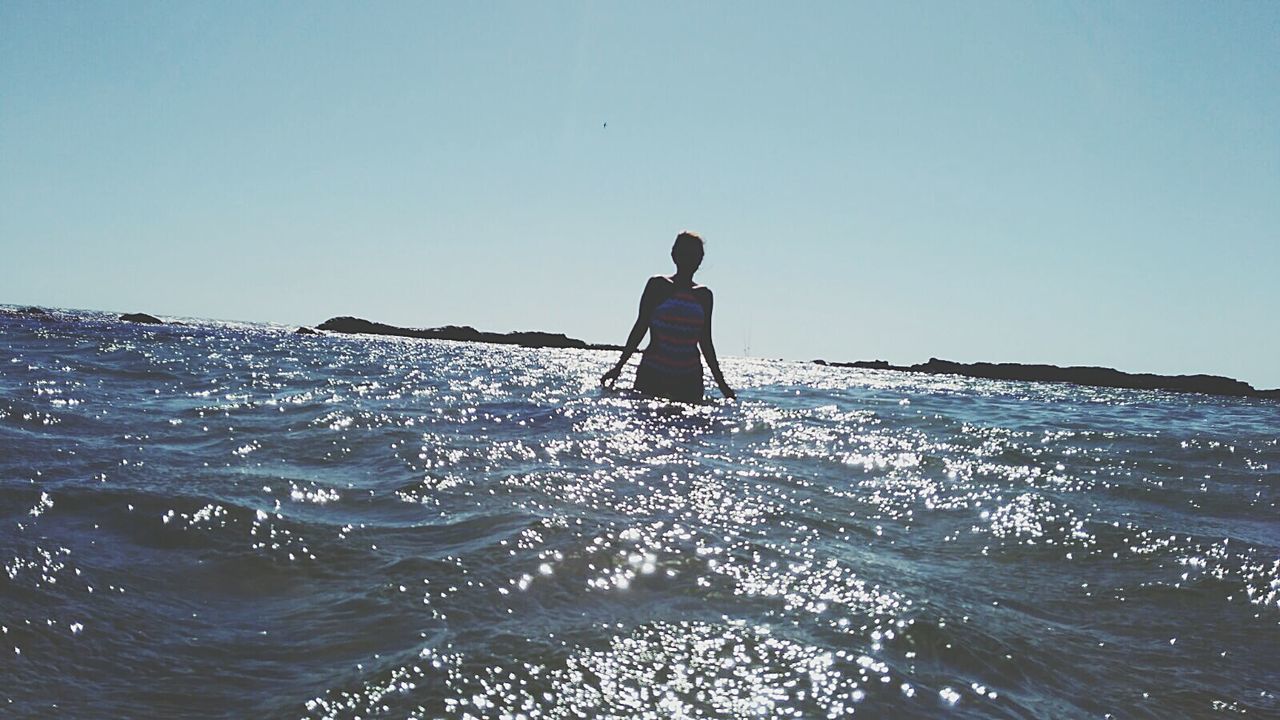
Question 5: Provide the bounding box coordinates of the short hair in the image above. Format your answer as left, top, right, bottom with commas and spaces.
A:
673, 231, 705, 258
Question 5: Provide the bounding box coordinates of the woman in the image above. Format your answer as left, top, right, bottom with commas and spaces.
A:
600, 231, 735, 402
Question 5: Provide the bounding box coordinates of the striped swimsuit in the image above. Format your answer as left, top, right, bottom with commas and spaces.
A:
635, 286, 705, 402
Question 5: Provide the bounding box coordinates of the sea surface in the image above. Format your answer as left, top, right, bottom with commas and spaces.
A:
2, 309, 1277, 719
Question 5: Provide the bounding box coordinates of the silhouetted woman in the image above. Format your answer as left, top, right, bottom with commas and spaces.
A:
600, 232, 735, 402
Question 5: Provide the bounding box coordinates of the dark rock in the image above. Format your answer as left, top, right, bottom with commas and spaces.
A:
294, 326, 319, 335
908, 358, 1258, 396
814, 357, 1278, 400
316, 316, 622, 351
1, 306, 55, 320
505, 331, 587, 350
120, 313, 164, 325
814, 359, 891, 370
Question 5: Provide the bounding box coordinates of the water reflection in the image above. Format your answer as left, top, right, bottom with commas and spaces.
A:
0, 312, 1276, 718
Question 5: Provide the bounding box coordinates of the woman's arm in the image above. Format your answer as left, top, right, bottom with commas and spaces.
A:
698, 289, 736, 399
601, 277, 659, 387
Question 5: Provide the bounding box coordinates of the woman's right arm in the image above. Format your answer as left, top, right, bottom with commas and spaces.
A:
601, 278, 659, 387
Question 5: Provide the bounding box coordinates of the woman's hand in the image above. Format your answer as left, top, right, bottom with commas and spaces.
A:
600, 364, 623, 388
719, 382, 736, 400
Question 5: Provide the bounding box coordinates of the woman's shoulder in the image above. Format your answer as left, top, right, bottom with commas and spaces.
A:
689, 284, 713, 307
643, 275, 673, 296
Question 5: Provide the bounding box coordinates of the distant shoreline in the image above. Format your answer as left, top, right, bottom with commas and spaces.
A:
314, 316, 626, 352
813, 358, 1280, 401
3, 305, 1277, 400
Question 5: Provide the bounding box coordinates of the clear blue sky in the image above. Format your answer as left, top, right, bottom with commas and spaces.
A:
3, 2, 1277, 388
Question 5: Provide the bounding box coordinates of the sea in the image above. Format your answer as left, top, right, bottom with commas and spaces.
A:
2, 308, 1276, 719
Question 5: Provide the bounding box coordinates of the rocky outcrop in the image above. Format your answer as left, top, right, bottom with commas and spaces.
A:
294, 326, 319, 335
316, 316, 623, 351
815, 359, 890, 370
814, 357, 1279, 400
1, 306, 53, 319
120, 313, 165, 324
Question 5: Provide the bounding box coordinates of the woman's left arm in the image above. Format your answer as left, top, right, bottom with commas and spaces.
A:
698, 289, 736, 399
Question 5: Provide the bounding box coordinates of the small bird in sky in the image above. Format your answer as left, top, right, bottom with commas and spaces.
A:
603, 122, 607, 129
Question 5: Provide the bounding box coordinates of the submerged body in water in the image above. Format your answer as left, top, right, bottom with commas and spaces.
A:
1, 309, 1277, 719
632, 280, 708, 403
602, 231, 735, 403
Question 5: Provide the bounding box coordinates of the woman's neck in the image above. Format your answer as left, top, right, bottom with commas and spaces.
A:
671, 271, 696, 286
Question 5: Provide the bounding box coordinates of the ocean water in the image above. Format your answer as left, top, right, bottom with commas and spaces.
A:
1, 309, 1277, 720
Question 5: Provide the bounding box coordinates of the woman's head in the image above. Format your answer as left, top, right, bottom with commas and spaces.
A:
671, 231, 705, 274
